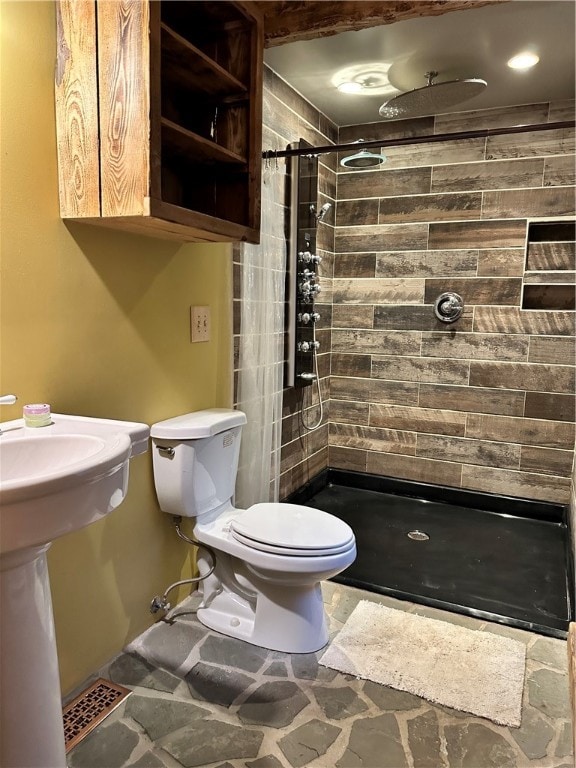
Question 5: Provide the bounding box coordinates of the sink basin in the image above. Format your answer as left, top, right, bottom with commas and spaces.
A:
0, 414, 149, 556
0, 413, 149, 767
1, 433, 116, 486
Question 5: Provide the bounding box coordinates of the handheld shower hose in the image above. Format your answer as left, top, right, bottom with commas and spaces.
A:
301, 320, 323, 431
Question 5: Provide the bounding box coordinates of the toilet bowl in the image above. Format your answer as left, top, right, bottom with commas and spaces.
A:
151, 409, 356, 653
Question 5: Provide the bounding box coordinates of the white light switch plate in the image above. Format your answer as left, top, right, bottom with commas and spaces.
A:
191, 306, 210, 342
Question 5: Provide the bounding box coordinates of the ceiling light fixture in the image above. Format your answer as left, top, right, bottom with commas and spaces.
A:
337, 81, 363, 94
507, 51, 540, 70
333, 62, 399, 98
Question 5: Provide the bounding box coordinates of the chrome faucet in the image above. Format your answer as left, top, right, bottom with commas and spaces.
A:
0, 394, 18, 434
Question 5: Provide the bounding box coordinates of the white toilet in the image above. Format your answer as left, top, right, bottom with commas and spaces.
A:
151, 408, 356, 653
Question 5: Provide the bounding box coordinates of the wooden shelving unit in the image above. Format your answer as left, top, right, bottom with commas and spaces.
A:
55, 0, 263, 244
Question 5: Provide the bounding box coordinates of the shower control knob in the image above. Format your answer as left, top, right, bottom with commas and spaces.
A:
300, 281, 321, 296
298, 372, 317, 381
300, 269, 316, 280
298, 311, 321, 324
298, 251, 322, 265
297, 340, 320, 353
433, 292, 464, 323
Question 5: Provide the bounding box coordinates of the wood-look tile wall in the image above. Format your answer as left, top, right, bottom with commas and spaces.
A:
233, 66, 337, 500
331, 101, 575, 503
237, 72, 575, 505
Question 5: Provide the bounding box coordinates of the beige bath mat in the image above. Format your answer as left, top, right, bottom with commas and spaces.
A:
319, 600, 526, 727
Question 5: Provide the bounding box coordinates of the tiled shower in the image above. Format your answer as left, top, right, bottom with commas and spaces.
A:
233, 66, 575, 508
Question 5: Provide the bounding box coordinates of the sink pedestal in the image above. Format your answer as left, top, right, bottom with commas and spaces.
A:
0, 413, 150, 766
1, 546, 67, 767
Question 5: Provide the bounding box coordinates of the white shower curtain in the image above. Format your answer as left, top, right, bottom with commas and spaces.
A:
236, 168, 287, 507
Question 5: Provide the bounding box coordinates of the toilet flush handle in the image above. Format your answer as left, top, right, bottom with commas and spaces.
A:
156, 445, 175, 457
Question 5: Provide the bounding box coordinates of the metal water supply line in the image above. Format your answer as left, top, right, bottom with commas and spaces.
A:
150, 516, 217, 614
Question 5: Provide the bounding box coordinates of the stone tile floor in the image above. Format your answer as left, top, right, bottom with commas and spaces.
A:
68, 583, 573, 768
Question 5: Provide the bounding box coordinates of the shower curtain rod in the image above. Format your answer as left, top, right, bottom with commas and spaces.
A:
262, 119, 575, 160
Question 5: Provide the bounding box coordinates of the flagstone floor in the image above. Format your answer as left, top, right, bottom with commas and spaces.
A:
68, 583, 573, 768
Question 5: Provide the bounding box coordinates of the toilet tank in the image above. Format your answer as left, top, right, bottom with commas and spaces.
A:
151, 409, 247, 518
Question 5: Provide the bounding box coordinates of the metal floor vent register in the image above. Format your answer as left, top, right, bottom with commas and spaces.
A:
62, 678, 130, 752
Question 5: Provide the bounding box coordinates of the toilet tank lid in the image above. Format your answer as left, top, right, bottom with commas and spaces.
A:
151, 409, 247, 439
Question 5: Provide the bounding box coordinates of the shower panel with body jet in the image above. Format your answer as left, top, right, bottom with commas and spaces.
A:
286, 139, 323, 389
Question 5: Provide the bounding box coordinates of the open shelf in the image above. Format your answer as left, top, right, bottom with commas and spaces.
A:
161, 118, 246, 165
523, 285, 575, 310
160, 1, 252, 85
161, 23, 247, 98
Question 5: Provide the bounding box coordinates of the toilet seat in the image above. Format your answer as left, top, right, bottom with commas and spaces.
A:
231, 529, 355, 557
229, 502, 355, 556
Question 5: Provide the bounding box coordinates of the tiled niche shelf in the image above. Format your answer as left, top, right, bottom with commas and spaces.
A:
522, 220, 576, 310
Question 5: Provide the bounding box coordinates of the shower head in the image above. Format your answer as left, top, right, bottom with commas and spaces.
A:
316, 202, 332, 221
340, 140, 386, 170
379, 71, 487, 119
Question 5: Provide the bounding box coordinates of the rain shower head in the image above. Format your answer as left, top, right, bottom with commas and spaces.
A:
379, 71, 487, 119
340, 140, 386, 169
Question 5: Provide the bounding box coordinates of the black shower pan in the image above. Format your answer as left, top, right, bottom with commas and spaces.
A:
288, 469, 574, 639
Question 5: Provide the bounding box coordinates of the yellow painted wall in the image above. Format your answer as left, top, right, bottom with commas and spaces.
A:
0, 1, 232, 694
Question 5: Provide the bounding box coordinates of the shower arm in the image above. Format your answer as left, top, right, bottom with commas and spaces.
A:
262, 120, 575, 161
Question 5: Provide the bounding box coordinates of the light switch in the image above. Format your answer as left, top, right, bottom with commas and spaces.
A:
191, 306, 210, 342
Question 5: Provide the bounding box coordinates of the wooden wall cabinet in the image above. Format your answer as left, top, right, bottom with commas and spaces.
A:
55, 1, 263, 243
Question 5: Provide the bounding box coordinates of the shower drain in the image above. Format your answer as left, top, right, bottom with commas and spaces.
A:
62, 678, 131, 752
407, 530, 430, 541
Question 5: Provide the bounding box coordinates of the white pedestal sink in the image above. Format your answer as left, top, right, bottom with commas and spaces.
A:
0, 414, 149, 768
